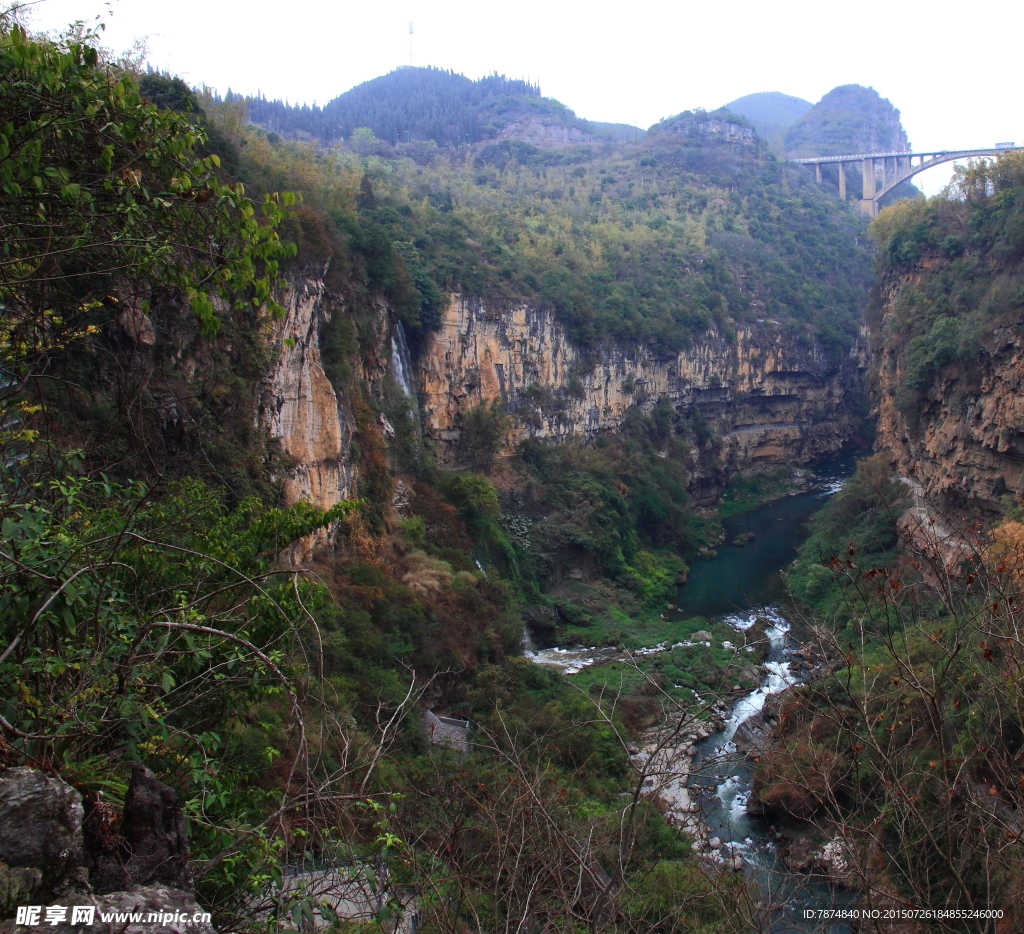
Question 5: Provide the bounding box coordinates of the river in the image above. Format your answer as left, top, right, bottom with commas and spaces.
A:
525, 465, 857, 929
679, 469, 856, 933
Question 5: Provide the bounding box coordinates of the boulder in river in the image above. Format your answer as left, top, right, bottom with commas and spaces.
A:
733, 710, 774, 757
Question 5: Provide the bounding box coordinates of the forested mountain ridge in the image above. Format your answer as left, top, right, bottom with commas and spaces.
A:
244, 65, 644, 148
784, 84, 909, 157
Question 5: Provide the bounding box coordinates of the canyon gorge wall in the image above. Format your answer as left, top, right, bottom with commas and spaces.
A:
873, 284, 1024, 523
260, 281, 867, 514
418, 295, 865, 503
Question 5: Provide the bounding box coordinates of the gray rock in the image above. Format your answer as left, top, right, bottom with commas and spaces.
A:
121, 766, 193, 892
691, 631, 713, 642
0, 768, 84, 895
733, 712, 773, 756
0, 861, 43, 912
50, 885, 215, 934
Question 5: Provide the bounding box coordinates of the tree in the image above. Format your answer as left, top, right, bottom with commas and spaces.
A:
0, 20, 293, 391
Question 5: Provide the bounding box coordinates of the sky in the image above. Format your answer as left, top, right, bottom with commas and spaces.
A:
24, 0, 1024, 195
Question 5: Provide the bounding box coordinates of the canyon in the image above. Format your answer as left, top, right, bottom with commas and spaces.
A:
261, 280, 867, 511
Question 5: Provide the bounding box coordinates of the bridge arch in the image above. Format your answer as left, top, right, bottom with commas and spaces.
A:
793, 147, 1022, 216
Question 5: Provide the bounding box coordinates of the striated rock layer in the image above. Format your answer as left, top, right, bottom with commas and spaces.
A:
418, 296, 865, 502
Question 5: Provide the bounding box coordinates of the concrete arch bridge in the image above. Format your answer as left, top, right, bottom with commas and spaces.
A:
793, 146, 1023, 216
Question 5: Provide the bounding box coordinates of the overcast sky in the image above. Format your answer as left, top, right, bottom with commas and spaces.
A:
26, 0, 1024, 195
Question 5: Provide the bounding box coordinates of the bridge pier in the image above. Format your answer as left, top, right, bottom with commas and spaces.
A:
838, 162, 846, 200
859, 158, 877, 217
815, 164, 821, 184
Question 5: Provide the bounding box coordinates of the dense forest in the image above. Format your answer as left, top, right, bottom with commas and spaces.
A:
244, 67, 643, 148
240, 71, 873, 358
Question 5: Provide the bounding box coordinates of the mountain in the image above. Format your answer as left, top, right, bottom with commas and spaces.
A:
784, 84, 909, 157
784, 84, 917, 203
724, 91, 811, 125
722, 91, 811, 153
244, 66, 643, 148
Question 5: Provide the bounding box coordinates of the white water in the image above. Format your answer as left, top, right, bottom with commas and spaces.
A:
390, 322, 423, 441
523, 639, 620, 675
390, 323, 416, 399
717, 610, 798, 753
524, 636, 715, 676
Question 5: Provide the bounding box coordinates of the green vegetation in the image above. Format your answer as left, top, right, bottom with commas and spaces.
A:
784, 84, 908, 157
245, 66, 639, 148
870, 154, 1024, 429
787, 455, 909, 618
236, 87, 871, 356
718, 467, 799, 517
0, 22, 760, 931
758, 457, 1024, 923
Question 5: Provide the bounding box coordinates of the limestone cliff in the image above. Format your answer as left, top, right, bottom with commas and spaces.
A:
418, 296, 864, 503
496, 116, 593, 147
872, 278, 1024, 524
258, 273, 406, 523
259, 276, 353, 512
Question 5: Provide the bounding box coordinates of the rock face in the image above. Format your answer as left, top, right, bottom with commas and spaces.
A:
418, 296, 864, 502
651, 112, 756, 147
259, 275, 355, 514
119, 766, 192, 892
873, 282, 1024, 532
497, 116, 592, 147
258, 274, 404, 550
0, 767, 214, 933
0, 768, 84, 899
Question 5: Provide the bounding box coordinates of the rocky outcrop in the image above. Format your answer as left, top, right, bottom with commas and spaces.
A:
118, 766, 192, 892
0, 767, 213, 934
497, 116, 592, 147
258, 275, 407, 548
0, 769, 85, 901
418, 296, 864, 502
873, 286, 1024, 535
650, 112, 757, 147
259, 276, 355, 514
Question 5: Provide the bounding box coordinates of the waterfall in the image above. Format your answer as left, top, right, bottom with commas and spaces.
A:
390, 322, 422, 434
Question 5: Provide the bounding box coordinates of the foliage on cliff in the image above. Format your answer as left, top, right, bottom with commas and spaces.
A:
788, 455, 910, 617
0, 24, 292, 361
869, 152, 1024, 430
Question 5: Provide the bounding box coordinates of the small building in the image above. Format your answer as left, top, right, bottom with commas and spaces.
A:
423, 709, 471, 753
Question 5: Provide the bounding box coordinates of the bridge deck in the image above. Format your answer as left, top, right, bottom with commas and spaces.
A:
793, 147, 1022, 165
